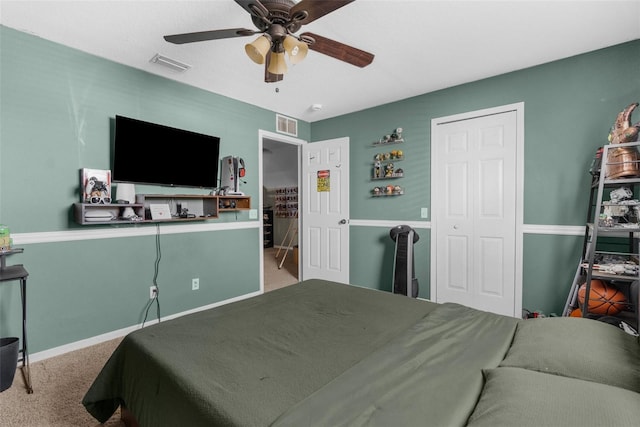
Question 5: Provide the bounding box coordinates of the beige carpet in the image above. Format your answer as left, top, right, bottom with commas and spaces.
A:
264, 246, 299, 292
0, 337, 124, 427
0, 249, 297, 426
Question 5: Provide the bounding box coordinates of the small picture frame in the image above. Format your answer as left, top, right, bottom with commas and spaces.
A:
81, 168, 112, 204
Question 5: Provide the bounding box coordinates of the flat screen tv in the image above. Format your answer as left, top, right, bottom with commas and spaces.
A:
112, 115, 220, 189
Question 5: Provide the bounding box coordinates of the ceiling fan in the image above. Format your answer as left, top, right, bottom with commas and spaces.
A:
163, 0, 374, 83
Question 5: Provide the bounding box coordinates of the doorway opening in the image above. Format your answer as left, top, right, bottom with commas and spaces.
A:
260, 131, 303, 292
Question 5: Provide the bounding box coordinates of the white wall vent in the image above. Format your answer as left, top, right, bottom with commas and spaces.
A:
276, 114, 298, 137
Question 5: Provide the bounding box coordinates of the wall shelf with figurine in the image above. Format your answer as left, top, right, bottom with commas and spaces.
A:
370, 127, 405, 197
73, 194, 250, 225
372, 185, 404, 197
379, 154, 404, 161
372, 193, 405, 197
373, 138, 404, 146
372, 151, 404, 179
372, 127, 404, 146
73, 168, 250, 225
372, 174, 403, 180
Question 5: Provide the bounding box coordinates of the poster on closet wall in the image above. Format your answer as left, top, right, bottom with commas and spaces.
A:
80, 168, 112, 204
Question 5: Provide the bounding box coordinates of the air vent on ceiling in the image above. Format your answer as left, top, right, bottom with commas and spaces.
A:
276, 114, 297, 137
150, 54, 191, 72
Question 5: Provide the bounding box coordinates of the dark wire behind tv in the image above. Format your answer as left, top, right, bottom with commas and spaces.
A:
112, 115, 220, 189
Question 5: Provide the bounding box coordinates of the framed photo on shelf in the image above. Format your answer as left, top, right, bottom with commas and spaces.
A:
81, 168, 112, 204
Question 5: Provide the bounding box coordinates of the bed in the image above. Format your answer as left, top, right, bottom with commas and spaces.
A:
83, 279, 640, 426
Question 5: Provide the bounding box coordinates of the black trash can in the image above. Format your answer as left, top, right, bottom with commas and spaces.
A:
0, 337, 19, 392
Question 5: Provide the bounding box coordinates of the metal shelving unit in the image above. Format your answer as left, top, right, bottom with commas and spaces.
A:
564, 142, 640, 331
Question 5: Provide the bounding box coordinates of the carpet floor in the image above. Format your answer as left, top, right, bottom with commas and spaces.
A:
0, 338, 124, 426
264, 246, 299, 292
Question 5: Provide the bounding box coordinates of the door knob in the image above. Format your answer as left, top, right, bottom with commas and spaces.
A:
453, 225, 459, 230
339, 219, 348, 225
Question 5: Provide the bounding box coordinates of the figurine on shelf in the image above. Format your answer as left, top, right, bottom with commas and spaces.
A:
608, 102, 640, 144
385, 163, 394, 177
87, 177, 111, 204
386, 184, 394, 195
394, 185, 403, 194
395, 168, 404, 177
374, 160, 382, 178
375, 127, 404, 145
372, 187, 381, 196
610, 187, 633, 203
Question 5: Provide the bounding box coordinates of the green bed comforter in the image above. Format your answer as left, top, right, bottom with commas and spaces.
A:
83, 279, 440, 426
271, 302, 518, 427
84, 279, 640, 426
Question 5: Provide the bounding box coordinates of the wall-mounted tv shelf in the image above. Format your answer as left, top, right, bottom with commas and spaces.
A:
73, 194, 250, 225
217, 195, 251, 211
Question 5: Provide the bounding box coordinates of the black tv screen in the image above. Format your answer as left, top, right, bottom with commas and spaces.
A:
112, 115, 220, 188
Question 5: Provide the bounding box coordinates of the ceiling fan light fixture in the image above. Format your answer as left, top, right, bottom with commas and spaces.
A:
267, 51, 288, 75
283, 35, 308, 65
163, 0, 375, 83
245, 35, 271, 65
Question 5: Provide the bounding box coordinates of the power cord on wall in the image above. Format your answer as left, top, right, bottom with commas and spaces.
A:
142, 224, 162, 327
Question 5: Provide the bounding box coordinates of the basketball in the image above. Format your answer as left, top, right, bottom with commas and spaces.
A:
578, 280, 627, 315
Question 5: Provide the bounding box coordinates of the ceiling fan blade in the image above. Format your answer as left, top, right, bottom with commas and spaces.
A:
300, 32, 374, 68
234, 0, 269, 18
164, 28, 257, 44
264, 52, 284, 83
291, 0, 355, 25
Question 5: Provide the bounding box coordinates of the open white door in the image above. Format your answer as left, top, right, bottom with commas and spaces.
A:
301, 137, 350, 283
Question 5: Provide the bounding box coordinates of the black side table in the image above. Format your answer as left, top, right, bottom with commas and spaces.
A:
0, 248, 33, 393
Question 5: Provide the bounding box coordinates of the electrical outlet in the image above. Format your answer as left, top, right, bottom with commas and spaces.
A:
249, 209, 258, 219
421, 207, 429, 218
149, 285, 157, 299
192, 278, 199, 291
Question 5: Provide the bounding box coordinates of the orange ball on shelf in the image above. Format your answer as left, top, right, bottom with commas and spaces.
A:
578, 280, 627, 316
569, 308, 582, 317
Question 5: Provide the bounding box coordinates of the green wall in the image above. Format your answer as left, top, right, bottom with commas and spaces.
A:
0, 26, 310, 353
312, 39, 640, 314
0, 26, 309, 232
1, 24, 639, 355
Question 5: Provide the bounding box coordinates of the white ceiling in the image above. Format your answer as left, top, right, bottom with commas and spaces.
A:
2, 0, 639, 122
